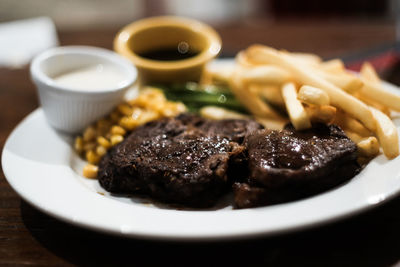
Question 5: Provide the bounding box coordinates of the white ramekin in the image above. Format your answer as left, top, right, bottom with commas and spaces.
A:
30, 46, 137, 134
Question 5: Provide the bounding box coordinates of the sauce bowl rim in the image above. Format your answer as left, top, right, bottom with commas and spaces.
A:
30, 45, 137, 94
113, 16, 222, 71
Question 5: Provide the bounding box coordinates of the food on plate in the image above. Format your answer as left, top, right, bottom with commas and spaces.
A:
75, 88, 186, 176
297, 85, 330, 106
74, 42, 400, 209
244, 45, 376, 132
233, 124, 359, 208
370, 107, 399, 159
281, 82, 311, 130
204, 44, 399, 160
97, 113, 362, 208
200, 106, 249, 120
98, 114, 262, 207
356, 136, 380, 158
158, 82, 247, 113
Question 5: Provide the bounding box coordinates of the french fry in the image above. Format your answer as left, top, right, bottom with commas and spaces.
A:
344, 130, 364, 143
357, 136, 380, 158
230, 67, 283, 120
284, 51, 322, 66
251, 84, 285, 106
334, 111, 372, 137
319, 59, 345, 73
358, 62, 400, 111
359, 62, 390, 114
241, 65, 291, 85
305, 105, 336, 124
298, 85, 330, 106
236, 51, 257, 67
245, 45, 376, 131
200, 106, 249, 120
316, 70, 363, 94
359, 80, 400, 112
360, 62, 380, 84
255, 116, 288, 130
201, 64, 234, 86
370, 107, 399, 159
356, 94, 391, 116
281, 82, 311, 130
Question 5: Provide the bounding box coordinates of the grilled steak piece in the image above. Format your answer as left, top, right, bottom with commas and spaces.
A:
174, 113, 264, 144
98, 115, 261, 207
234, 124, 360, 208
198, 119, 264, 144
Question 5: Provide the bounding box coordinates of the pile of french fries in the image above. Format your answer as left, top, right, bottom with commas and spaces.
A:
201, 44, 400, 161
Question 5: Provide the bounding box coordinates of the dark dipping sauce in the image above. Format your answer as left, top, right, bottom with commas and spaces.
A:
138, 48, 200, 61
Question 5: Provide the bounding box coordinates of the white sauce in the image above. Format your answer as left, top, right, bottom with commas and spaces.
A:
53, 64, 126, 90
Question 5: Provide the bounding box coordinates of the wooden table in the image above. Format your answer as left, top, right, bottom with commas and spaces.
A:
1, 20, 400, 266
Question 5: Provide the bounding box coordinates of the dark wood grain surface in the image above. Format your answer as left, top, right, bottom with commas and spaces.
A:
1, 20, 400, 266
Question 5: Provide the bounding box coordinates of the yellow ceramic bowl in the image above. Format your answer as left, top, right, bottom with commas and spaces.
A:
114, 16, 221, 84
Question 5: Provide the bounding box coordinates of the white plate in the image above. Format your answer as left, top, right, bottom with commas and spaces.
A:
3, 80, 400, 242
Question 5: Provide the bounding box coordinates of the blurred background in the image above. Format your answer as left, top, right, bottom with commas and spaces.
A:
0, 0, 399, 80
0, 0, 397, 30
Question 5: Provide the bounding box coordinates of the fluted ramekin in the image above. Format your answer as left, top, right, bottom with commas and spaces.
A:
30, 46, 137, 133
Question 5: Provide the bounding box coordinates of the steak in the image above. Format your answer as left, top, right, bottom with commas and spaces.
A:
98, 112, 360, 209
98, 115, 261, 207
174, 113, 263, 143
233, 124, 360, 208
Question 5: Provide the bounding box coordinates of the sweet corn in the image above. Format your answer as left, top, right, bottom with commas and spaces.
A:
76, 88, 187, 179
130, 89, 166, 108
111, 135, 124, 145
117, 103, 133, 116
131, 107, 143, 120
86, 150, 101, 164
74, 137, 84, 153
175, 102, 187, 113
110, 125, 126, 136
161, 103, 175, 117
97, 136, 111, 149
119, 116, 137, 130
83, 164, 98, 179
161, 102, 187, 117
83, 126, 96, 141
137, 110, 159, 125
96, 145, 107, 157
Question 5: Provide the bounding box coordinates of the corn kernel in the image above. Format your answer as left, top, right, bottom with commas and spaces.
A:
161, 106, 175, 117
131, 107, 143, 120
111, 125, 126, 136
96, 145, 107, 157
130, 90, 165, 108
83, 126, 96, 142
83, 164, 98, 179
86, 150, 101, 164
175, 102, 187, 113
119, 116, 137, 130
74, 137, 84, 153
111, 135, 124, 146
117, 103, 133, 116
147, 100, 166, 114
143, 88, 166, 101
137, 110, 159, 125
161, 102, 184, 117
97, 136, 111, 149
